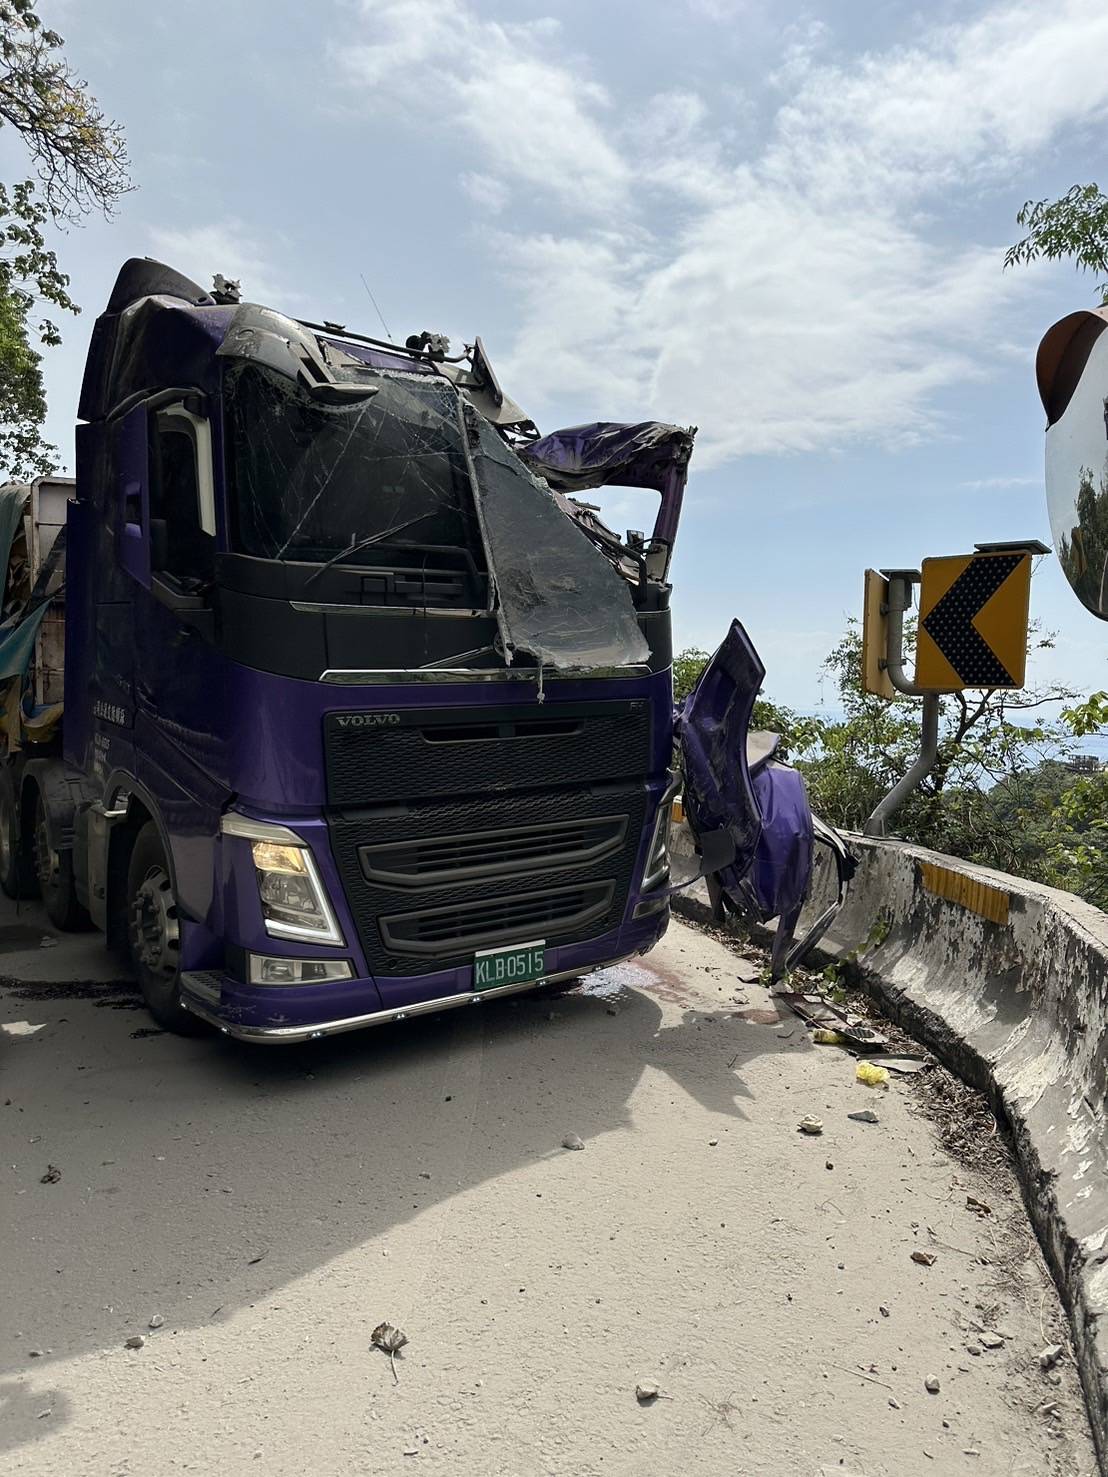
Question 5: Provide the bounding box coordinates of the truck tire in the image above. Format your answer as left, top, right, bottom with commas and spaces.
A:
33, 790, 90, 930
126, 821, 206, 1036
0, 769, 34, 900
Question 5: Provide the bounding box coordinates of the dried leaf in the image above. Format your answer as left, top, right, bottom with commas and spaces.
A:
372, 1321, 409, 1384
372, 1321, 409, 1354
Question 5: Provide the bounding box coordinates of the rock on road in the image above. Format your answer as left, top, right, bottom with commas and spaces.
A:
0, 900, 1097, 1476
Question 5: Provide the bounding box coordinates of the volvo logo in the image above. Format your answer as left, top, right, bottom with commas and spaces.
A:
336, 712, 401, 728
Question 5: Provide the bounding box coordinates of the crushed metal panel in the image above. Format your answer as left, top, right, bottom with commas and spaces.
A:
919, 861, 1010, 925
460, 403, 650, 672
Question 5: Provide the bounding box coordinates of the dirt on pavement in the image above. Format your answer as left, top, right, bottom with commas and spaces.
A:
0, 899, 1097, 1476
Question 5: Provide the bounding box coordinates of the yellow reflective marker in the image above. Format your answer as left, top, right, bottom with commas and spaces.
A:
915, 551, 1032, 691
861, 569, 895, 699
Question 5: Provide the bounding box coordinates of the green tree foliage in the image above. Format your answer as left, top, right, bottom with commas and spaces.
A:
0, 0, 130, 479
1005, 183, 1108, 302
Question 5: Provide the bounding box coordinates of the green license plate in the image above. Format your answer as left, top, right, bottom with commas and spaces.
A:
473, 940, 546, 991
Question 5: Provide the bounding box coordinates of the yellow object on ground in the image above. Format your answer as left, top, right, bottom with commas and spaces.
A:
813, 1028, 845, 1046
856, 1062, 890, 1088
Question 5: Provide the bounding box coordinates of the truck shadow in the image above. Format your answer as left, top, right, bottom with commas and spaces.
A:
0, 945, 794, 1454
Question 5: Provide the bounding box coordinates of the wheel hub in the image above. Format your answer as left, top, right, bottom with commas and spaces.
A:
130, 867, 180, 975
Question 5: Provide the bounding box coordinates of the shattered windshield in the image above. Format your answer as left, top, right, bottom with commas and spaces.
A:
223, 362, 484, 568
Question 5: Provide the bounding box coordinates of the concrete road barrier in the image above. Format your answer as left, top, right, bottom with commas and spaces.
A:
671, 821, 1108, 1470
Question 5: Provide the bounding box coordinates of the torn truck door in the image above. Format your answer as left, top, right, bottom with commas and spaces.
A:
678, 621, 854, 978
676, 619, 764, 885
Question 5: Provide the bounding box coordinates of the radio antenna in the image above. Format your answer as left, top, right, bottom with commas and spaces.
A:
360, 273, 393, 341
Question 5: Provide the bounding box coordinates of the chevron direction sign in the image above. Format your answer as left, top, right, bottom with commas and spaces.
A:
915, 549, 1033, 691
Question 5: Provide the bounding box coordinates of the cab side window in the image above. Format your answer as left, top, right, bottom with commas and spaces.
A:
148, 406, 215, 586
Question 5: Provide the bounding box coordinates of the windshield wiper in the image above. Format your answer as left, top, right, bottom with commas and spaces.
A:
302, 512, 437, 588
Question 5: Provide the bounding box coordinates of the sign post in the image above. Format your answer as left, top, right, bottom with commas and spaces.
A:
861, 542, 1046, 837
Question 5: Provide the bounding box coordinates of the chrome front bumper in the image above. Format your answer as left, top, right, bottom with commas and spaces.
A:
181, 952, 635, 1045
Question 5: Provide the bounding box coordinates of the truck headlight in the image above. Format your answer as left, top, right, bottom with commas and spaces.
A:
641, 784, 675, 892
251, 839, 344, 944
248, 954, 353, 985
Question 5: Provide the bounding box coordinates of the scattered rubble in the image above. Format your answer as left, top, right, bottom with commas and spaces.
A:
39, 1164, 60, 1184
124, 1335, 145, 1350
561, 1133, 585, 1151
635, 1383, 660, 1403
1039, 1344, 1064, 1372
911, 1250, 937, 1267
848, 1110, 880, 1124
798, 1115, 824, 1135
925, 1375, 941, 1394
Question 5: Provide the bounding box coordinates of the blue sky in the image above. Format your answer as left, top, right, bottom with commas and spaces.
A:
12, 0, 1108, 710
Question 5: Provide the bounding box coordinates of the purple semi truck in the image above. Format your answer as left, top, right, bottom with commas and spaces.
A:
0, 258, 697, 1043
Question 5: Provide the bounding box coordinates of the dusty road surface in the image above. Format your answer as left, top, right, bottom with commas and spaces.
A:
1, 898, 1097, 1476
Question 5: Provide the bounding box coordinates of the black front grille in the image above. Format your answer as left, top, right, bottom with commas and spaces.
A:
324, 699, 651, 805
359, 813, 628, 887
327, 781, 647, 977
380, 882, 614, 958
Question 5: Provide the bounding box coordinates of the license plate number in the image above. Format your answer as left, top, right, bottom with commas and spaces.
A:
473, 940, 546, 991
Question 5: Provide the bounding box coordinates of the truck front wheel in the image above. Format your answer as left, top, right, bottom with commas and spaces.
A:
126, 822, 206, 1036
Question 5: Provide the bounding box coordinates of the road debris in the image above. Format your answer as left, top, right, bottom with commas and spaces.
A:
708, 1138, 718, 1147
39, 936, 57, 949
856, 1062, 890, 1089
979, 1332, 1004, 1350
879, 1304, 890, 1318
868, 1055, 930, 1075
635, 1382, 660, 1403
372, 1322, 409, 1384
148, 1314, 164, 1330
778, 989, 888, 1052
39, 1164, 61, 1184
925, 1375, 940, 1393
561, 1133, 585, 1151
798, 1115, 824, 1135
848, 1109, 880, 1124
1038, 1343, 1064, 1371
966, 1195, 992, 1216
911, 1250, 937, 1267
124, 1335, 145, 1350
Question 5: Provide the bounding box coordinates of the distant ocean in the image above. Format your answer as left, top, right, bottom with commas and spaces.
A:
1075, 733, 1108, 765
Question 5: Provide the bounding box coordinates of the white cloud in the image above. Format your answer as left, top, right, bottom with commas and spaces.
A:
147, 220, 292, 307
961, 475, 1041, 489
337, 0, 1108, 466
460, 171, 510, 215
340, 0, 627, 215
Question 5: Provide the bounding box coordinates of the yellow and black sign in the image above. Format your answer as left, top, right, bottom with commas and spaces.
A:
915, 550, 1032, 691
861, 569, 895, 699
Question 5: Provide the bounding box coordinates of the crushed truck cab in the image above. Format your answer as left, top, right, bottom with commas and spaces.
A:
0, 259, 692, 1042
